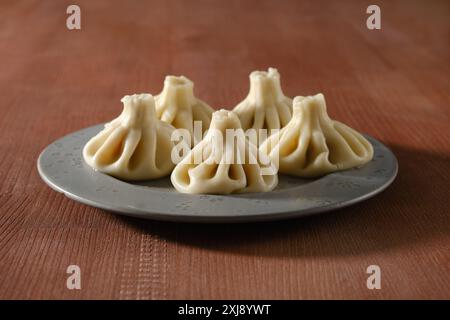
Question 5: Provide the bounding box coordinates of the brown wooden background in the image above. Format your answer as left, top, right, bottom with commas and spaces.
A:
0, 0, 449, 299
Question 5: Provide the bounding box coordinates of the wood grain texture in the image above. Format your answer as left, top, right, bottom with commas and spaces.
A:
0, 0, 449, 299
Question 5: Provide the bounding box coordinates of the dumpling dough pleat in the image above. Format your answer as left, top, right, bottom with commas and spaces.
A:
83, 94, 175, 180
260, 94, 374, 177
171, 110, 278, 194
233, 68, 292, 143
155, 75, 214, 146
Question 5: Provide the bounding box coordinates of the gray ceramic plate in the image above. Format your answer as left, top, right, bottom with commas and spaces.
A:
37, 124, 398, 223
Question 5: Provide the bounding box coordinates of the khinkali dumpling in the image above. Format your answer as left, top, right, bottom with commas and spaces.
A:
233, 68, 292, 141
83, 94, 175, 180
171, 109, 278, 194
155, 75, 214, 146
260, 94, 374, 177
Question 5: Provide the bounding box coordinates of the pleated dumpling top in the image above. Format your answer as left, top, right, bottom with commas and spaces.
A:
155, 75, 214, 146
171, 109, 278, 194
83, 94, 175, 180
260, 94, 374, 177
233, 68, 292, 142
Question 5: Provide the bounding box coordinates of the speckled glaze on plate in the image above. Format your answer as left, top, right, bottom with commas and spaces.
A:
37, 124, 398, 223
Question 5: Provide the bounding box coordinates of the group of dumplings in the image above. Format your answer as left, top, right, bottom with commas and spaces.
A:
83, 68, 373, 195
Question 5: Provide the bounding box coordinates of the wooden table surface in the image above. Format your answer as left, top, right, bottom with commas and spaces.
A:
0, 0, 449, 299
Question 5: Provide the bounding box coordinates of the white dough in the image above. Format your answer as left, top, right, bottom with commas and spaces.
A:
155, 75, 214, 146
83, 94, 175, 181
171, 110, 278, 194
260, 94, 374, 178
233, 68, 292, 143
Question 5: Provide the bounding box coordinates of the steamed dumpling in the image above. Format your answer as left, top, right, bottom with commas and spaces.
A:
233, 68, 292, 142
155, 75, 214, 146
171, 110, 278, 194
83, 94, 175, 180
260, 94, 374, 177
